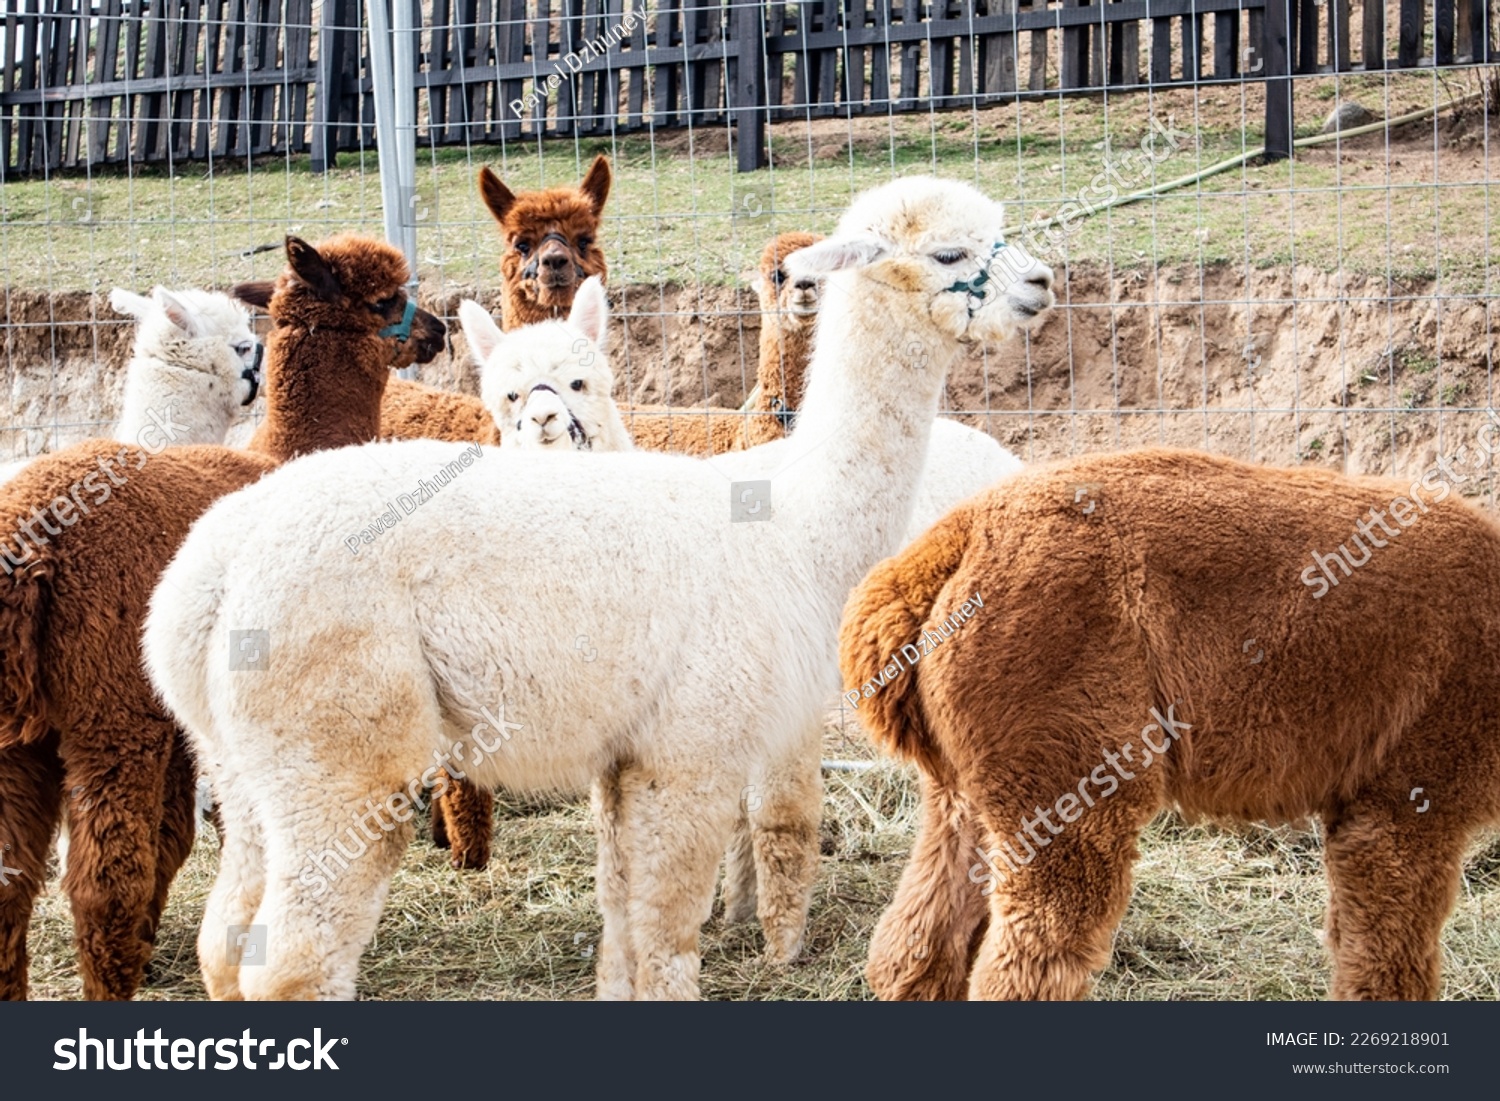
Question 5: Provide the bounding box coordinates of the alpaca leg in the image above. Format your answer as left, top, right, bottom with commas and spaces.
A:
965, 782, 1155, 1000
719, 815, 757, 924
618, 762, 741, 1000
428, 779, 451, 849
432, 776, 492, 870
866, 775, 989, 1000
0, 735, 64, 1000
1322, 802, 1467, 1000
60, 723, 173, 1000
746, 727, 823, 963
145, 737, 198, 949
591, 769, 636, 999
196, 765, 266, 1001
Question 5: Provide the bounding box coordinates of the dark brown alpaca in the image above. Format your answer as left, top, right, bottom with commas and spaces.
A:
0, 234, 443, 999
841, 447, 1500, 1001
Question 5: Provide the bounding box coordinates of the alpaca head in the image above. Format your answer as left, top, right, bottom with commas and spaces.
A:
786, 177, 1055, 349
108, 286, 262, 407
478, 156, 610, 325
231, 234, 446, 369
467, 277, 626, 451
755, 231, 826, 325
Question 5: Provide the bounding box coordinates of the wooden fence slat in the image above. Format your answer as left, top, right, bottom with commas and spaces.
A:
1397, 0, 1423, 65
1362, 0, 1385, 66
1151, 14, 1172, 81
1435, 0, 1455, 62
985, 0, 1018, 95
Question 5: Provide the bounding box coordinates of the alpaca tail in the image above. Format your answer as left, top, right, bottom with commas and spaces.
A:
141, 524, 232, 748
838, 503, 976, 774
0, 541, 54, 749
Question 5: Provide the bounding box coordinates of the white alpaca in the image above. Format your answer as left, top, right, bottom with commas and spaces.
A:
470, 274, 1023, 953
464, 277, 633, 453
143, 177, 1055, 1000
0, 288, 260, 483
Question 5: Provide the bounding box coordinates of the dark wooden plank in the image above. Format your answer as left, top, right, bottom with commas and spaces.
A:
1151, 15, 1172, 81
215, 0, 247, 156
553, 0, 582, 137
1090, 0, 1106, 86
1295, 0, 1317, 72
984, 0, 1018, 95
1397, 0, 1422, 66
816, 0, 839, 114
625, 0, 647, 127
468, 0, 494, 140
134, 0, 169, 163
734, 0, 766, 169
88, 0, 124, 164
428, 0, 452, 140
116, 0, 148, 161
1213, 11, 1236, 76
498, 0, 526, 139
845, 0, 868, 104
1435, 0, 1455, 63
900, 0, 921, 106
249, 0, 284, 153
868, 0, 891, 104
1327, 0, 1350, 68
651, 2, 678, 128
1247, 7, 1264, 72
576, 0, 602, 132
1062, 0, 1090, 89
1264, 0, 1291, 159
1180, 11, 1203, 82
1362, 0, 1384, 67
1468, 0, 1491, 62
1028, 24, 1048, 92
1119, 18, 1140, 84
17, 0, 41, 171
931, 0, 958, 102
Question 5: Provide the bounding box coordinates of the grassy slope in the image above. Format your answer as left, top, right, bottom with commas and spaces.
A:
2, 74, 1493, 299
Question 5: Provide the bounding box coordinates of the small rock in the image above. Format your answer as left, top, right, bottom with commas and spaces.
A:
1322, 101, 1376, 134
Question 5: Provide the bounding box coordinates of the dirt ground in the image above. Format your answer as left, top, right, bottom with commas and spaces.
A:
7, 261, 1494, 497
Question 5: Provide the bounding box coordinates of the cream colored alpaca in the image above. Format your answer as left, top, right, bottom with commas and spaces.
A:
465, 278, 632, 453
0, 288, 260, 483
142, 177, 1054, 1000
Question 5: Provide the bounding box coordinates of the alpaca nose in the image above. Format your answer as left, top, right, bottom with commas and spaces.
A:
794, 277, 817, 291
541, 250, 571, 273
532, 407, 557, 428
1024, 263, 1055, 293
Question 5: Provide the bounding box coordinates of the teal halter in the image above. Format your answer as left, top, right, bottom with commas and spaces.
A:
380, 298, 418, 342
944, 240, 1009, 316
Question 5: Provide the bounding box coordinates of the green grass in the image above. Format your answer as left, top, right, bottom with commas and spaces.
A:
2, 72, 1494, 296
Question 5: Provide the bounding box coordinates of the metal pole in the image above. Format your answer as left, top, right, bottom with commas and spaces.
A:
366, 0, 420, 376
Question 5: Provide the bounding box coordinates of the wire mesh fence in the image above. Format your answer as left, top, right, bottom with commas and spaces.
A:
3, 0, 1500, 1002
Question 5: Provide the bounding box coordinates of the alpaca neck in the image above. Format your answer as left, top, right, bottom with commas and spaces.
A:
115, 355, 231, 447
772, 279, 954, 595
248, 325, 388, 460
754, 316, 815, 414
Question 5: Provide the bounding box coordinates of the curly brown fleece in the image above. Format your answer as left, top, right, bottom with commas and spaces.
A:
841, 447, 1500, 1001
0, 234, 442, 1000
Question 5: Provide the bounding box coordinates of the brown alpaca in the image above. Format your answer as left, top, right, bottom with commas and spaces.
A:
621, 231, 824, 456
841, 447, 1500, 1001
0, 235, 443, 999
374, 158, 609, 449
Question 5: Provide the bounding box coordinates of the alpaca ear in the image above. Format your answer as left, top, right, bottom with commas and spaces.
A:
785, 236, 885, 279
108, 288, 154, 319
578, 154, 611, 213
477, 166, 516, 224
567, 277, 609, 347
284, 236, 342, 300
151, 287, 203, 337
231, 281, 276, 310
458, 299, 505, 364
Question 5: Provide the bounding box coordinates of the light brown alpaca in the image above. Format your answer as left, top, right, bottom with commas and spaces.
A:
841, 446, 1500, 1001
621, 231, 824, 455
0, 236, 443, 999
376, 158, 612, 449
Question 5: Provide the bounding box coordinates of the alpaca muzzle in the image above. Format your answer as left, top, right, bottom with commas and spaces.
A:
380, 299, 419, 343
240, 342, 263, 406
522, 232, 586, 285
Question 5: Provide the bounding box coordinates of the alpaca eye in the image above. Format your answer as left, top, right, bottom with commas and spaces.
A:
515, 241, 531, 256
770, 269, 787, 286
570, 379, 585, 392
234, 342, 253, 359
933, 249, 969, 265
577, 236, 593, 251
507, 391, 519, 403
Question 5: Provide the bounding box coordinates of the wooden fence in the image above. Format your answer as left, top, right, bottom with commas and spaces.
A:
1, 0, 1493, 176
